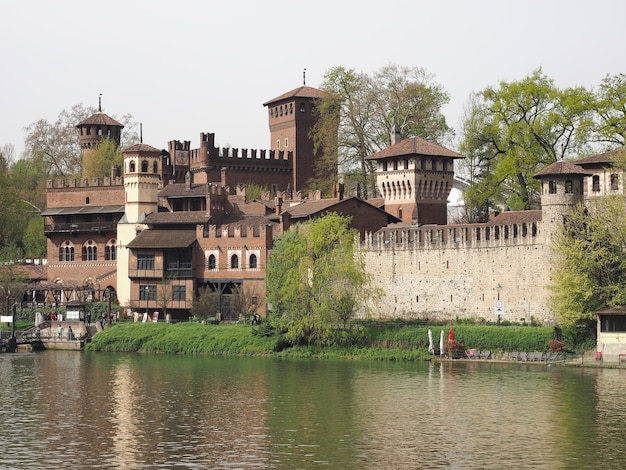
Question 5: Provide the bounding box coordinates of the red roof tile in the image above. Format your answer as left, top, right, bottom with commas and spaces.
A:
76, 113, 124, 128
533, 160, 593, 178
263, 86, 324, 106
365, 137, 463, 160
573, 148, 626, 166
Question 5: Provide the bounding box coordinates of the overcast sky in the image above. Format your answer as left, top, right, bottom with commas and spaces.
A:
1, 0, 624, 159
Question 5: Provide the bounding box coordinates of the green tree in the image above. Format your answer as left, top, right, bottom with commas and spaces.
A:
22, 217, 46, 258
310, 64, 453, 199
459, 69, 594, 219
549, 196, 626, 328
190, 285, 221, 321
266, 213, 371, 346
82, 137, 124, 178
592, 73, 626, 147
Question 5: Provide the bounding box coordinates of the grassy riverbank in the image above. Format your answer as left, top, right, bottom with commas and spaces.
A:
85, 321, 558, 360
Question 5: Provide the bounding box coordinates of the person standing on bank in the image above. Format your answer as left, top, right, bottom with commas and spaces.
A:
58, 324, 63, 340
67, 326, 73, 341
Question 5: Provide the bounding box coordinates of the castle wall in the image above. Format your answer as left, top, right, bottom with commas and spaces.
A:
46, 179, 125, 208
359, 221, 556, 325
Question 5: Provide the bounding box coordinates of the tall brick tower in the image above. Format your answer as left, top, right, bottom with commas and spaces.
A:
263, 85, 323, 192
76, 96, 124, 176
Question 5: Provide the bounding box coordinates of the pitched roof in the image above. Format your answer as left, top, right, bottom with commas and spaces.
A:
365, 137, 463, 160
76, 113, 124, 128
127, 230, 197, 249
263, 86, 324, 106
573, 148, 626, 166
143, 212, 208, 225
123, 143, 162, 154
159, 183, 212, 198
533, 160, 593, 178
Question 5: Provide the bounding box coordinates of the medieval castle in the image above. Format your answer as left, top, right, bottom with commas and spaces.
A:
40, 84, 621, 326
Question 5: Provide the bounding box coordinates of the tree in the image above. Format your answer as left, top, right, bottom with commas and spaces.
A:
190, 285, 221, 321
310, 64, 453, 199
82, 137, 124, 178
591, 73, 626, 147
266, 213, 371, 346
22, 217, 46, 259
549, 196, 626, 328
459, 69, 594, 218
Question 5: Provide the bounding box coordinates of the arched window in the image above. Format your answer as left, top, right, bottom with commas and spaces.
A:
153, 161, 158, 173
59, 240, 74, 262
82, 240, 97, 261
129, 161, 136, 172
105, 239, 116, 260
611, 173, 619, 191
230, 254, 239, 269
565, 180, 573, 194
249, 253, 257, 269
141, 160, 148, 172
208, 254, 216, 270
85, 197, 90, 204
548, 180, 557, 194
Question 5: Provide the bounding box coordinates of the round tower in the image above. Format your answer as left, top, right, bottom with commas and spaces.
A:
76, 100, 124, 176
533, 160, 592, 242
122, 143, 162, 223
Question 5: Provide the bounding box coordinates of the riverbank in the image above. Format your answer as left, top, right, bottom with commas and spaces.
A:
84, 321, 559, 361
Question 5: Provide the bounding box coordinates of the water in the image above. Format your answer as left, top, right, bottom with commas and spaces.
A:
1, 351, 625, 469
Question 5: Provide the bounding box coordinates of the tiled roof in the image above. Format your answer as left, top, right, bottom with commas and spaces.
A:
76, 113, 124, 128
573, 148, 626, 166
41, 205, 125, 216
159, 183, 212, 198
365, 137, 463, 160
263, 86, 324, 106
127, 230, 197, 249
143, 211, 208, 225
533, 160, 593, 178
282, 198, 345, 218
123, 143, 162, 153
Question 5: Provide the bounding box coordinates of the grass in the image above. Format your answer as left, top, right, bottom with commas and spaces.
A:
85, 320, 557, 360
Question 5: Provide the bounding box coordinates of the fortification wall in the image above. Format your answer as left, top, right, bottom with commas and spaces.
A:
360, 221, 556, 325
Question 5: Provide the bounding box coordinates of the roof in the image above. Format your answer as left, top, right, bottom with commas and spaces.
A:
143, 211, 208, 225
76, 113, 124, 128
573, 148, 626, 166
127, 230, 198, 249
41, 205, 125, 216
263, 86, 324, 106
365, 137, 463, 160
533, 160, 593, 178
487, 210, 542, 225
277, 196, 399, 223
123, 143, 162, 154
159, 183, 213, 198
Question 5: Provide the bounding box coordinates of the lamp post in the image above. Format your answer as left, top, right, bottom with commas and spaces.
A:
496, 283, 502, 327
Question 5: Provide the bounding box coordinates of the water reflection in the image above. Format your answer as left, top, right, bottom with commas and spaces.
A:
2, 352, 626, 469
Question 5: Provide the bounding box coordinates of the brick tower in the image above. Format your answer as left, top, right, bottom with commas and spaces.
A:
263, 85, 324, 192
76, 97, 124, 176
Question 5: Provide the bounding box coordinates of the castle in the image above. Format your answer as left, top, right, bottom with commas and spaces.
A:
41, 84, 621, 325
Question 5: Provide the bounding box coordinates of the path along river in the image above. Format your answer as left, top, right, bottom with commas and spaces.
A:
1, 350, 625, 469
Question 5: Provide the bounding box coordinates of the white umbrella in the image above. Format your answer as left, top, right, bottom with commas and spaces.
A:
428, 329, 434, 354
440, 330, 444, 356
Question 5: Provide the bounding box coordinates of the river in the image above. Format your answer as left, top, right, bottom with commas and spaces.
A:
0, 351, 624, 469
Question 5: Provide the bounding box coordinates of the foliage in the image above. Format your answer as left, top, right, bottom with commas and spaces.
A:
22, 217, 47, 258
266, 213, 371, 347
591, 73, 626, 146
549, 197, 626, 327
244, 183, 267, 201
311, 64, 453, 198
459, 68, 594, 218
190, 285, 221, 321
82, 137, 124, 178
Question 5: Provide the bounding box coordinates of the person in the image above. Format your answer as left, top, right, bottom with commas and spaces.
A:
35, 326, 41, 340
57, 324, 63, 340
67, 326, 74, 341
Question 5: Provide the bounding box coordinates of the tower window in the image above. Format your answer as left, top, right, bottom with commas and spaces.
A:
565, 180, 573, 194
284, 138, 288, 148
129, 161, 136, 172
548, 181, 557, 194
249, 253, 258, 269
299, 102, 306, 112
208, 254, 216, 270
141, 160, 148, 172
97, 128, 102, 136
85, 197, 90, 204
276, 140, 280, 149
230, 254, 239, 269
611, 173, 619, 190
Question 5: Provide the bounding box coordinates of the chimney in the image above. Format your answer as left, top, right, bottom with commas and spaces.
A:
275, 197, 283, 215
391, 124, 402, 145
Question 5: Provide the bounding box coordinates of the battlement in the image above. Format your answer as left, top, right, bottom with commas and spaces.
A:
362, 219, 543, 251
47, 176, 124, 189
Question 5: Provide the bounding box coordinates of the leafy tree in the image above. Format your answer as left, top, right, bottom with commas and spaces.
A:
459, 69, 594, 218
190, 285, 221, 321
549, 196, 626, 328
82, 137, 124, 178
266, 213, 372, 346
22, 217, 46, 258
591, 73, 626, 147
310, 64, 453, 199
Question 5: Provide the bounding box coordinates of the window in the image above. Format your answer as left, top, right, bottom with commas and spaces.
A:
129, 161, 136, 172
611, 173, 619, 191
393, 160, 398, 170
383, 162, 388, 171
276, 139, 280, 149
82, 240, 97, 261
548, 180, 557, 194
139, 285, 156, 301
105, 240, 116, 260
299, 102, 306, 113
137, 253, 155, 270
249, 253, 257, 269
85, 197, 90, 204
592, 175, 600, 192
565, 180, 573, 194
404, 159, 409, 170
284, 138, 288, 148
208, 254, 216, 270
59, 241, 74, 262
172, 285, 186, 302
141, 160, 148, 172
230, 254, 239, 269
153, 161, 158, 173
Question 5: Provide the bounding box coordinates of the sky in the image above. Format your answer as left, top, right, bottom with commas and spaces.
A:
1, 0, 625, 159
